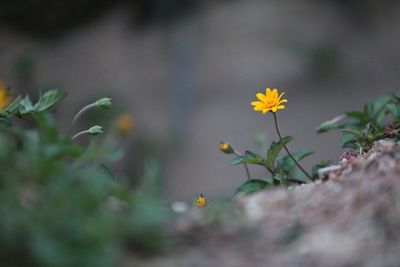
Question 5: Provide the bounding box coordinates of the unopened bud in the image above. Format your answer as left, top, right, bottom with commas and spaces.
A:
95, 97, 112, 109
219, 142, 234, 154
88, 125, 103, 135
195, 193, 207, 207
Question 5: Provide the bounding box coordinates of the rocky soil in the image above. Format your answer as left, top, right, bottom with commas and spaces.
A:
133, 140, 400, 267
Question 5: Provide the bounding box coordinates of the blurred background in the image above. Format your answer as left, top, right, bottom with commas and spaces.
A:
1, 0, 399, 202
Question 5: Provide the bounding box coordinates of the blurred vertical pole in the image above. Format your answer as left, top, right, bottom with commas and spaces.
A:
12, 51, 35, 93
166, 15, 198, 148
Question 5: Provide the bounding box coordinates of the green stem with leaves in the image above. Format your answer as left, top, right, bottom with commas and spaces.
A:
272, 112, 312, 180
233, 150, 251, 181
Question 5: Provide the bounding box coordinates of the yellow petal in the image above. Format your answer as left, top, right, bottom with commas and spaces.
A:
278, 92, 285, 101
277, 105, 285, 110
265, 88, 272, 96
254, 105, 266, 110
252, 102, 265, 109
256, 93, 267, 102
271, 89, 278, 99
254, 105, 266, 111
251, 101, 265, 107
278, 99, 288, 104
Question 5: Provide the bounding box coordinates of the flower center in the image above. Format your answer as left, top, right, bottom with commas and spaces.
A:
266, 100, 276, 107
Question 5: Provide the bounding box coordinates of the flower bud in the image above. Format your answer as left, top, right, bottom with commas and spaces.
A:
195, 193, 207, 207
88, 125, 103, 135
115, 113, 134, 135
95, 97, 112, 109
0, 80, 11, 111
219, 142, 234, 154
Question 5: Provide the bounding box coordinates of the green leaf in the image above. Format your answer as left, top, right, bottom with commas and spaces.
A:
0, 114, 11, 127
272, 171, 286, 182
386, 103, 400, 119
234, 179, 270, 196
231, 150, 267, 167
368, 94, 391, 118
277, 150, 314, 172
19, 95, 34, 115
316, 115, 345, 133
375, 110, 386, 127
265, 136, 293, 170
341, 131, 356, 148
345, 111, 366, 122
339, 128, 362, 135
33, 89, 67, 112
393, 92, 400, 101
3, 95, 21, 117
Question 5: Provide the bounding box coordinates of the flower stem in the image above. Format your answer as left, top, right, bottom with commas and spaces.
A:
72, 130, 89, 140
233, 150, 251, 181
272, 112, 312, 180
71, 103, 97, 126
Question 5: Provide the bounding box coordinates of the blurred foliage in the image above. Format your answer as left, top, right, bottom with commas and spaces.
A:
308, 45, 345, 80
317, 92, 400, 152
12, 52, 35, 84
0, 88, 170, 267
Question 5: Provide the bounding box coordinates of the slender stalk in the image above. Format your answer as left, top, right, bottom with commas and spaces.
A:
72, 130, 89, 140
243, 163, 251, 181
233, 150, 251, 181
272, 112, 312, 180
71, 103, 97, 126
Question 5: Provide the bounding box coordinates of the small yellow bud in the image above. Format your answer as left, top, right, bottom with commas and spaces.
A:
115, 113, 134, 135
195, 193, 207, 207
0, 80, 11, 111
219, 142, 234, 154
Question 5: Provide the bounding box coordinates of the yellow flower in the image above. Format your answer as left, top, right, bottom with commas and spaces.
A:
115, 113, 135, 135
0, 81, 11, 111
251, 88, 287, 113
195, 193, 207, 207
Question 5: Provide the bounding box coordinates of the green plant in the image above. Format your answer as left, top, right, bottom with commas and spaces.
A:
0, 87, 169, 267
317, 92, 400, 152
220, 88, 315, 196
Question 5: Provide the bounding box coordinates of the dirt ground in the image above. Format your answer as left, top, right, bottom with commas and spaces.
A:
131, 140, 400, 267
